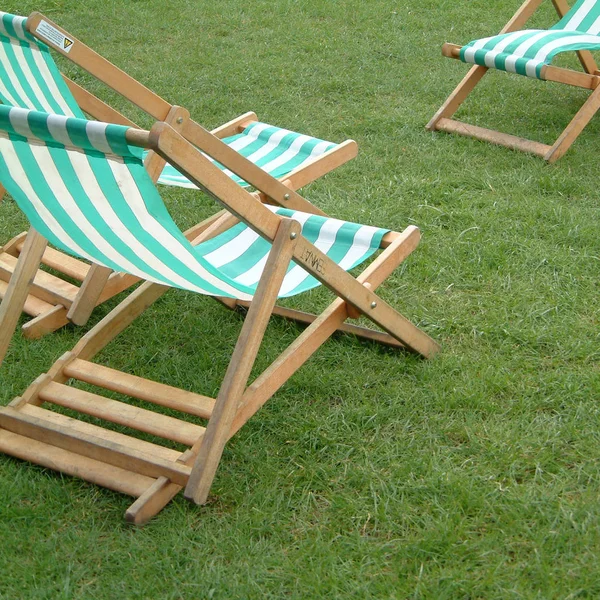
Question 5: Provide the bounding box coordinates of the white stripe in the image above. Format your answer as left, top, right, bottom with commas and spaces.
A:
0, 42, 36, 108
86, 121, 112, 153
336, 226, 379, 271
203, 226, 260, 268
588, 15, 600, 34
220, 126, 292, 179
7, 106, 33, 137
105, 159, 252, 299
28, 42, 78, 116
234, 209, 314, 287
10, 42, 56, 113
276, 214, 345, 295
524, 58, 544, 78
0, 135, 103, 266
12, 16, 28, 41
532, 33, 600, 62
561, 0, 597, 31
258, 133, 312, 175
46, 113, 73, 146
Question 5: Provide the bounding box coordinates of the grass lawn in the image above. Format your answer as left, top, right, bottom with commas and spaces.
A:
0, 0, 599, 597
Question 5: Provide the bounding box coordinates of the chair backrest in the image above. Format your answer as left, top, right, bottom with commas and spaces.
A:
0, 105, 387, 300
552, 0, 600, 34
0, 11, 82, 115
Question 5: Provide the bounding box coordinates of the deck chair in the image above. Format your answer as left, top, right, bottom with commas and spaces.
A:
427, 0, 600, 162
0, 105, 439, 524
0, 11, 357, 339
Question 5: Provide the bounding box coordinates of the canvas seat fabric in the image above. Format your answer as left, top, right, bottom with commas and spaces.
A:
459, 0, 600, 79
0, 105, 387, 301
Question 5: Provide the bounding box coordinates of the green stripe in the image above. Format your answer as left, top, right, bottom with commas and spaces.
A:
9, 139, 119, 267
36, 42, 84, 116
20, 41, 66, 115
0, 35, 40, 108
553, 0, 600, 32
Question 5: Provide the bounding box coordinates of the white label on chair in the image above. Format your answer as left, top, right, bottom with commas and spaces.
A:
35, 21, 74, 53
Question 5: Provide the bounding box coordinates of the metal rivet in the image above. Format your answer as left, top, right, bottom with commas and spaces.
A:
370, 301, 377, 309
283, 193, 290, 201
176, 117, 184, 124
290, 232, 297, 240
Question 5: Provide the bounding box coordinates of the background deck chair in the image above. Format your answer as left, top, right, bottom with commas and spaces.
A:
427, 0, 600, 162
0, 11, 357, 338
0, 105, 439, 524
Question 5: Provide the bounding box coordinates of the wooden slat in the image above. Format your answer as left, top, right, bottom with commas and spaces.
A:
67, 264, 112, 325
0, 230, 48, 366
63, 359, 215, 419
39, 381, 205, 446
21, 306, 70, 339
20, 404, 181, 462
154, 124, 439, 357
0, 278, 53, 317
435, 118, 551, 156
125, 448, 194, 524
210, 112, 257, 139
284, 140, 357, 191
0, 252, 78, 307
63, 76, 139, 126
16, 242, 91, 281
0, 428, 154, 497
541, 64, 598, 89
0, 406, 191, 485
27, 13, 172, 121
232, 225, 424, 436
125, 476, 182, 524
185, 218, 300, 504
1, 232, 27, 256
544, 84, 600, 161
235, 302, 404, 348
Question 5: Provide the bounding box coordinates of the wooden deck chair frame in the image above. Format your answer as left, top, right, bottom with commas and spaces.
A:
0, 11, 357, 341
0, 119, 439, 524
426, 0, 600, 162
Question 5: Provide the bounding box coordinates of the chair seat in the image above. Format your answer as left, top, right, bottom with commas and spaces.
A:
195, 206, 387, 298
149, 122, 337, 189
460, 29, 600, 78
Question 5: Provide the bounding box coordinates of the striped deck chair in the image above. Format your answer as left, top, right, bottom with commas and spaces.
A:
0, 105, 439, 523
427, 0, 600, 162
0, 11, 357, 339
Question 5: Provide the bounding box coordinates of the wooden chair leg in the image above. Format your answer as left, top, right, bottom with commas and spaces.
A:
427, 0, 545, 131
545, 84, 600, 163
66, 264, 112, 325
426, 64, 489, 130
0, 228, 47, 365
184, 218, 300, 505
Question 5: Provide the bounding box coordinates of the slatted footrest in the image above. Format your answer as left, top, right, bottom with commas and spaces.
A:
0, 428, 155, 497
0, 360, 216, 519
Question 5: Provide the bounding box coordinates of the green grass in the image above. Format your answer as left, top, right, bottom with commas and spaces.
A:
1, 0, 599, 598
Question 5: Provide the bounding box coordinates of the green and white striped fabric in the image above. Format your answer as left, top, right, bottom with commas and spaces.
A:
0, 12, 82, 116
0, 106, 387, 300
0, 11, 340, 190
460, 0, 600, 79
151, 122, 337, 189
